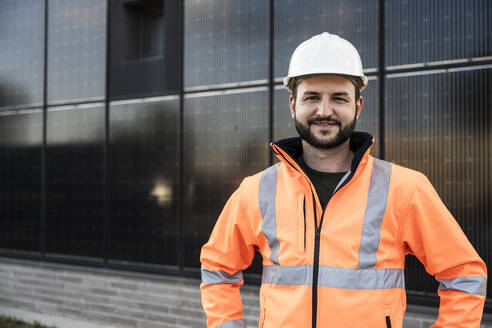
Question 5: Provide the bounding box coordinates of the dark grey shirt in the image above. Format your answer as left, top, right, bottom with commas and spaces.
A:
298, 156, 347, 208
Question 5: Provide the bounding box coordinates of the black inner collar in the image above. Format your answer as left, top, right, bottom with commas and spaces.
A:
272, 131, 374, 172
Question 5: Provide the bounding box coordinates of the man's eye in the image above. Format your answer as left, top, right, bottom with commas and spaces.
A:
334, 97, 348, 102
304, 96, 317, 101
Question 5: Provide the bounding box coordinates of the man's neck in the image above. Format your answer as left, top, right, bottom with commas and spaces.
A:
301, 139, 353, 173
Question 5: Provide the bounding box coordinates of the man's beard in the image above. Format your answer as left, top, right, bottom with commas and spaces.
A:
294, 111, 357, 150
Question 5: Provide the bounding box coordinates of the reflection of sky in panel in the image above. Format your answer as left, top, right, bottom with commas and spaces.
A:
184, 0, 269, 88
274, 0, 379, 78
0, 0, 44, 109
385, 0, 492, 67
47, 0, 106, 104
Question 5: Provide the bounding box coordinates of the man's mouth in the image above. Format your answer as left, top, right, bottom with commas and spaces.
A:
309, 119, 341, 128
314, 121, 337, 127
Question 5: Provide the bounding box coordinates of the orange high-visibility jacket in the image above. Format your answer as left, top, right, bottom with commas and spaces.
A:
200, 132, 487, 328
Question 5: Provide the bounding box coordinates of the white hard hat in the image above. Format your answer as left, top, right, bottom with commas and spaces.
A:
284, 32, 367, 93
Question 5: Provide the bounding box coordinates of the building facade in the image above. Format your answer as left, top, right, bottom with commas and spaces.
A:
0, 0, 491, 323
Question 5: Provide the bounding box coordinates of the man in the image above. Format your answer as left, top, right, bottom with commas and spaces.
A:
200, 32, 487, 328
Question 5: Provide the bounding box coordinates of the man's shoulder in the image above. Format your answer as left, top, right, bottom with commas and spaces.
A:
234, 163, 284, 210
242, 162, 283, 186
373, 157, 428, 186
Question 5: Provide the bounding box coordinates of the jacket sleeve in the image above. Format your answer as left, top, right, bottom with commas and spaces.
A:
400, 173, 487, 327
200, 179, 258, 328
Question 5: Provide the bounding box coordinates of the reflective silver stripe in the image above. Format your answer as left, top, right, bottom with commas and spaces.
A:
318, 266, 404, 289
201, 267, 243, 285
438, 276, 487, 296
358, 158, 392, 269
262, 264, 313, 285
216, 319, 246, 328
259, 163, 281, 264
262, 265, 404, 290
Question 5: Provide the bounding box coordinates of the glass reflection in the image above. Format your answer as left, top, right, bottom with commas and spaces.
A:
0, 0, 45, 108
184, 0, 269, 88
385, 68, 492, 297
47, 0, 107, 104
0, 109, 43, 251
150, 180, 174, 207
46, 103, 105, 258
385, 0, 492, 66
110, 97, 180, 266
183, 89, 269, 269
355, 77, 379, 156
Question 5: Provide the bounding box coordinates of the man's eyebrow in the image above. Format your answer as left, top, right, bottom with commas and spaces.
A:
332, 91, 350, 97
301, 91, 321, 96
301, 91, 351, 97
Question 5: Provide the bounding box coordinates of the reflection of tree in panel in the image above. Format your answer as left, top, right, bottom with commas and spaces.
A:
0, 79, 31, 109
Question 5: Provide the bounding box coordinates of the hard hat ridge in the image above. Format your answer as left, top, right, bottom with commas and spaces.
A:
284, 32, 367, 93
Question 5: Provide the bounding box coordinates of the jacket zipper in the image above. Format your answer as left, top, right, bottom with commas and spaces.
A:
311, 191, 327, 328
310, 174, 349, 328
303, 197, 306, 251
385, 316, 392, 328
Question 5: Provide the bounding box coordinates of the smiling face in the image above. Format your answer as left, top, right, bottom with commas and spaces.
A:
289, 75, 363, 150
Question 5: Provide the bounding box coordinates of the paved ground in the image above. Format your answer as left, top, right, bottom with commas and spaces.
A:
0, 305, 118, 328
2, 303, 491, 328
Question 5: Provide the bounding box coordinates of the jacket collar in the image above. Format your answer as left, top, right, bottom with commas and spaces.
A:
271, 131, 374, 176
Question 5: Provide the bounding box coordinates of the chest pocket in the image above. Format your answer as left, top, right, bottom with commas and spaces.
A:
297, 193, 306, 255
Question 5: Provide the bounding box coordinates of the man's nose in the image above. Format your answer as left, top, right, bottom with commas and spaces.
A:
316, 98, 333, 117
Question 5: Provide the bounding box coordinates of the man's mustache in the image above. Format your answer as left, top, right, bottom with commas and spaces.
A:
307, 117, 341, 127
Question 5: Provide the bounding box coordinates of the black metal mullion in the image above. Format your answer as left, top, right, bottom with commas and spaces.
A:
177, 0, 185, 273
103, 0, 111, 266
40, 0, 49, 258
378, 0, 385, 160
268, 0, 274, 166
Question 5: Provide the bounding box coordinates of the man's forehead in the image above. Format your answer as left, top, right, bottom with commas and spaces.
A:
297, 75, 354, 94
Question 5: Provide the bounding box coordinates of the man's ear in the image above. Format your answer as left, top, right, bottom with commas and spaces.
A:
289, 94, 296, 119
355, 95, 364, 120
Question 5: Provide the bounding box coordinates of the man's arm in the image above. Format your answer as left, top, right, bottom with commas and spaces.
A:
200, 179, 258, 328
400, 173, 487, 327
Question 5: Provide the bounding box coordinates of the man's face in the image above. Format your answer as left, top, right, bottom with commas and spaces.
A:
289, 75, 363, 150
